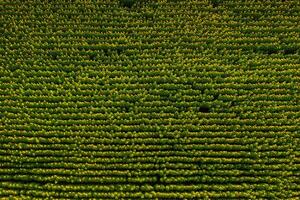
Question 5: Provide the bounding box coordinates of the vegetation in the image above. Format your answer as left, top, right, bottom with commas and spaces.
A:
0, 0, 299, 199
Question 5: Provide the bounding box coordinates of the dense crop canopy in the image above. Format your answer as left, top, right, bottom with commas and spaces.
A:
0, 0, 299, 199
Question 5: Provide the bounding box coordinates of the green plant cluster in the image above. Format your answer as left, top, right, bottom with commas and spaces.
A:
0, 0, 299, 199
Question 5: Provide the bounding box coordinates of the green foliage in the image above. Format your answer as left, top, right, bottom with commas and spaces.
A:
0, 0, 299, 199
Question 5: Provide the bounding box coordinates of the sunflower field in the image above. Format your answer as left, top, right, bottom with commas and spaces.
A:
0, 0, 299, 199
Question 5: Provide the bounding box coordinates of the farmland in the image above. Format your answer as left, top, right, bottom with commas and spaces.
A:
0, 0, 299, 199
